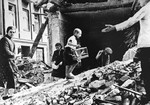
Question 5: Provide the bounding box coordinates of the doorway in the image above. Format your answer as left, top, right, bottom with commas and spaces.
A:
21, 46, 30, 57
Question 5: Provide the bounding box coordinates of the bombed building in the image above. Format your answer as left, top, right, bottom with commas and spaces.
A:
1, 0, 147, 105
48, 0, 136, 72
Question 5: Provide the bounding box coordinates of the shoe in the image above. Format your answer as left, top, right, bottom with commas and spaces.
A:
66, 73, 75, 79
66, 75, 75, 79
2, 96, 12, 100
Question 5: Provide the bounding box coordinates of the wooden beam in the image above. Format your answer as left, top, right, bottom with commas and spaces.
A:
60, 1, 133, 13
28, 18, 49, 58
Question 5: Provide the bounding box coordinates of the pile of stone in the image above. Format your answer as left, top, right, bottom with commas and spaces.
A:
0, 60, 144, 105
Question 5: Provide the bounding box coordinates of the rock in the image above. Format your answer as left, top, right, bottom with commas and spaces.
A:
1, 60, 142, 105
121, 79, 135, 88
89, 80, 105, 89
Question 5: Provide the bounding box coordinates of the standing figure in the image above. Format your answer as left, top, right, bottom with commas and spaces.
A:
51, 43, 65, 81
96, 47, 113, 67
101, 0, 150, 104
0, 26, 17, 100
64, 28, 82, 79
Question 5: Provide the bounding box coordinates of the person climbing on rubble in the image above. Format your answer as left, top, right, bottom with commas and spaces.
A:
96, 47, 113, 67
51, 43, 65, 81
0, 26, 18, 100
63, 28, 82, 79
101, 0, 150, 104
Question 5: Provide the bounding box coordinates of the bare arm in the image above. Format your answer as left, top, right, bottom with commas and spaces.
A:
115, 7, 146, 31
96, 50, 103, 60
101, 6, 146, 32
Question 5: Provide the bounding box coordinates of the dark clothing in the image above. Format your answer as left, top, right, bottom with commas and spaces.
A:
63, 47, 78, 66
0, 35, 16, 88
51, 49, 65, 78
0, 35, 15, 59
0, 60, 15, 88
96, 51, 111, 67
134, 47, 150, 100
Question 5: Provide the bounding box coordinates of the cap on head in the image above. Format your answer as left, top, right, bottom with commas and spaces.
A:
73, 28, 82, 35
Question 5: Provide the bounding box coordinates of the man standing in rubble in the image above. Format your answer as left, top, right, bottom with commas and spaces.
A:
63, 28, 82, 79
101, 0, 150, 104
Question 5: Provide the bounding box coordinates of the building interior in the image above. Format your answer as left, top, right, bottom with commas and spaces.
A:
60, 7, 132, 74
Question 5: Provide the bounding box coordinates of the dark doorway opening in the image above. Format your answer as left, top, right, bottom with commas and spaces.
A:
61, 7, 131, 74
21, 46, 30, 57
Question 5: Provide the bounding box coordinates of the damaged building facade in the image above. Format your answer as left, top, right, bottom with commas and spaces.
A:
0, 1, 145, 104
0, 0, 49, 63
48, 0, 135, 72
0, 0, 136, 68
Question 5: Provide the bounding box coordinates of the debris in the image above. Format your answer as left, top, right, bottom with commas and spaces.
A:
1, 60, 145, 105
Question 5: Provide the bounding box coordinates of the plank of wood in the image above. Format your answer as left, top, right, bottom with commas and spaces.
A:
28, 18, 48, 58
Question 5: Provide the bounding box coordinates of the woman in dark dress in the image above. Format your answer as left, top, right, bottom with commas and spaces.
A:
51, 43, 65, 80
0, 26, 17, 100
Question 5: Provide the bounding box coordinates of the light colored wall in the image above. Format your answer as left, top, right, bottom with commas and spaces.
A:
51, 12, 60, 52
3, 0, 49, 64
14, 39, 48, 63
0, 0, 3, 37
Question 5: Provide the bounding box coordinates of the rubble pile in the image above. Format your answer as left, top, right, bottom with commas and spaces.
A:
0, 60, 144, 105
15, 57, 52, 92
